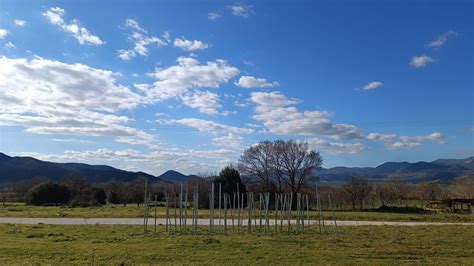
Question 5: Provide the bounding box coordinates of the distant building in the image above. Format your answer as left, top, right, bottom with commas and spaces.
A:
427, 199, 474, 214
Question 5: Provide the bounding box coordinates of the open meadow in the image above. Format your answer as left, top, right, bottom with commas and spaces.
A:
0, 224, 472, 264
1, 202, 473, 223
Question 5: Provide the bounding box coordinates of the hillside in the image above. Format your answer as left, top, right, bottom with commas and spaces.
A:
0, 153, 157, 184
320, 156, 474, 184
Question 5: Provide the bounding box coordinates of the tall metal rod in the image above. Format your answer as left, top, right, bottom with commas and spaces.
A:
143, 178, 148, 234
247, 192, 252, 233
174, 192, 177, 232
237, 184, 240, 232
165, 193, 169, 233
154, 194, 157, 234
259, 193, 263, 229
232, 192, 235, 231
265, 192, 270, 231
274, 194, 278, 233
280, 193, 286, 232
192, 187, 195, 235
241, 193, 244, 230
301, 194, 305, 232
224, 193, 228, 233
218, 183, 222, 226
296, 193, 300, 234
306, 194, 310, 229
328, 194, 337, 228
184, 184, 188, 233
179, 184, 183, 231
316, 183, 322, 234
288, 192, 293, 234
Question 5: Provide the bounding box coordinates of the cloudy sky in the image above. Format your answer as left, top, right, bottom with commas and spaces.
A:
0, 0, 472, 175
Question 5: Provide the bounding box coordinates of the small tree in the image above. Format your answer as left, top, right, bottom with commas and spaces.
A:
26, 182, 70, 206
92, 187, 107, 205
342, 177, 372, 209
214, 166, 247, 195
107, 190, 121, 204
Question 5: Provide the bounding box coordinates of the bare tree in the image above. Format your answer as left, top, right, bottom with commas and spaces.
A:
342, 177, 372, 209
272, 140, 323, 203
238, 141, 274, 192
374, 182, 396, 206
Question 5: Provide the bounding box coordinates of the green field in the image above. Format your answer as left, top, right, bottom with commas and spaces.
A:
0, 224, 472, 264
1, 202, 473, 222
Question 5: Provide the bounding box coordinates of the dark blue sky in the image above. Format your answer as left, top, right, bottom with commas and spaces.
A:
0, 0, 472, 174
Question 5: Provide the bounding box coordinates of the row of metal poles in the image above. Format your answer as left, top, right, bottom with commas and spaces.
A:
142, 181, 337, 235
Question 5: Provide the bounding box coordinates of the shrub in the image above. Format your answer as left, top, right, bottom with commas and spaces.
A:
26, 182, 70, 206
92, 187, 107, 205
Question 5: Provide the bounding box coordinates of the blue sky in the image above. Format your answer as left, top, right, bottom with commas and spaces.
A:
0, 0, 472, 175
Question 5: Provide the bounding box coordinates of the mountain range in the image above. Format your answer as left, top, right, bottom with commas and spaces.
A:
319, 157, 474, 184
0, 152, 472, 185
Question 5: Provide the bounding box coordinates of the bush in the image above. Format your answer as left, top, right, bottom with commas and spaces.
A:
92, 187, 107, 205
26, 182, 70, 206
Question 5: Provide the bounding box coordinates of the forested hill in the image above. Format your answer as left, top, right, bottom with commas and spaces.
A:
1, 152, 473, 184
0, 152, 157, 184
320, 156, 474, 184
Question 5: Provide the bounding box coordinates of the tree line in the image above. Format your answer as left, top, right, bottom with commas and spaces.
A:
1, 139, 472, 208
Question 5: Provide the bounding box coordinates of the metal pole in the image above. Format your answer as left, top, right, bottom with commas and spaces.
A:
143, 178, 148, 234
224, 193, 228, 233
154, 194, 157, 234
218, 183, 222, 226
329, 194, 337, 228
165, 193, 169, 233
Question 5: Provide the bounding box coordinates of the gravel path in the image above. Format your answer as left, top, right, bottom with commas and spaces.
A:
0, 217, 472, 226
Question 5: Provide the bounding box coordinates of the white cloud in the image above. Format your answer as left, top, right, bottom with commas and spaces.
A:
14, 19, 26, 27
368, 132, 444, 150
173, 37, 209, 51
42, 7, 104, 45
307, 138, 365, 155
208, 12, 221, 21
228, 3, 254, 18
426, 30, 457, 48
124, 19, 146, 32
362, 81, 383, 91
410, 55, 434, 68
0, 56, 159, 148
212, 134, 243, 149
249, 91, 364, 140
250, 91, 300, 107
180, 90, 222, 115
117, 19, 168, 61
0, 29, 8, 39
50, 138, 94, 144
140, 57, 239, 114
235, 75, 279, 89
3, 41, 15, 50
366, 133, 398, 142
164, 118, 254, 136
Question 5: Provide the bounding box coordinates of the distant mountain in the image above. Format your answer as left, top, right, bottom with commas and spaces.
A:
157, 170, 197, 183
320, 156, 474, 184
0, 152, 157, 184
1, 152, 473, 185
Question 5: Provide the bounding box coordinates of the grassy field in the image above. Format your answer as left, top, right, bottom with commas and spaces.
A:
0, 224, 472, 264
1, 202, 473, 222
